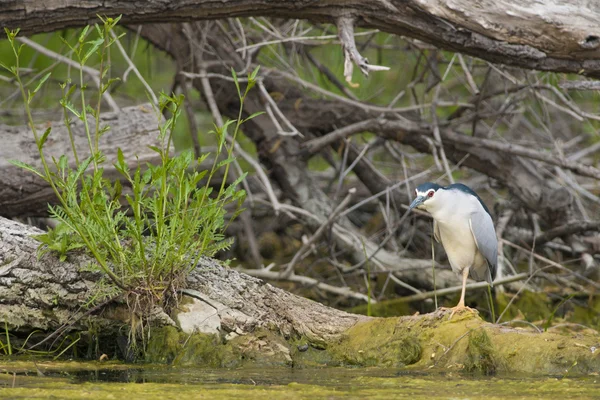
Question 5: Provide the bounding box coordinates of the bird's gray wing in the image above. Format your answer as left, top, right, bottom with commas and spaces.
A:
433, 220, 441, 243
468, 210, 498, 283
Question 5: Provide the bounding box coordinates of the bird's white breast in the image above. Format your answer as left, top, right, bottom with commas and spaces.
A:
426, 189, 486, 273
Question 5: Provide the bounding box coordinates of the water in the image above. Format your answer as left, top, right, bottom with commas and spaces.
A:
1, 360, 598, 399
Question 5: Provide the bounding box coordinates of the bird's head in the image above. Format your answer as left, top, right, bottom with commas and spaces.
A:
408, 182, 443, 211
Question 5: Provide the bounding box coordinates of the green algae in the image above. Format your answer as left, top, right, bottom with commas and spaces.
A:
329, 318, 421, 367
465, 329, 500, 375
326, 310, 600, 375
1, 361, 599, 400
144, 327, 292, 367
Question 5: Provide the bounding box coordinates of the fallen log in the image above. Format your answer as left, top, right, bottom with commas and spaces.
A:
0, 104, 163, 218
1, 216, 599, 374
3, 0, 600, 77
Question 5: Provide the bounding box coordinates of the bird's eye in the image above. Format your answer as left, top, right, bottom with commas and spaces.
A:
427, 190, 434, 198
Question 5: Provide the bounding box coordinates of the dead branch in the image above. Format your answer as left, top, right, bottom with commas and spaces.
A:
4, 0, 600, 77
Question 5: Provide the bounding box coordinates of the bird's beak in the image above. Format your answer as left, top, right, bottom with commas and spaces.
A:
409, 195, 426, 210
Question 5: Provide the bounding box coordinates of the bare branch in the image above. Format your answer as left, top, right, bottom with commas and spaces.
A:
336, 16, 390, 87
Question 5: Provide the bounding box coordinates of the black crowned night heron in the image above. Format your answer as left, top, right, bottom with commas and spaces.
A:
409, 182, 497, 316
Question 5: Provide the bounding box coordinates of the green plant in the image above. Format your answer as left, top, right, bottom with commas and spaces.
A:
2, 19, 260, 313
543, 294, 575, 332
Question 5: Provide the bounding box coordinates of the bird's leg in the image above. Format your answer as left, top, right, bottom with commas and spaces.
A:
444, 266, 478, 320
456, 266, 469, 309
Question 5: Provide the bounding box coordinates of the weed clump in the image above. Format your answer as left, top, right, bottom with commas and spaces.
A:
466, 329, 498, 375
3, 18, 261, 346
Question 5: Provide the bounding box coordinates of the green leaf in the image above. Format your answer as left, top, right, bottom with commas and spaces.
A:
250, 65, 261, 81
33, 72, 51, 94
117, 148, 125, 169
65, 83, 77, 99
148, 145, 161, 155
217, 156, 236, 168
8, 159, 44, 179
73, 156, 93, 182
98, 125, 111, 137
0, 61, 12, 74
86, 105, 96, 118
38, 127, 52, 148
112, 179, 122, 201
61, 101, 81, 119
58, 155, 68, 170
78, 26, 90, 43
243, 111, 265, 123
82, 38, 104, 63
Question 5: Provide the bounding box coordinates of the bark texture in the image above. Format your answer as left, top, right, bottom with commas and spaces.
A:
0, 216, 366, 342
0, 104, 163, 218
2, 0, 600, 77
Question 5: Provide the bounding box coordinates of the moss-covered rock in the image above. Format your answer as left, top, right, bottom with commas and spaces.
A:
325, 309, 600, 375
329, 317, 422, 367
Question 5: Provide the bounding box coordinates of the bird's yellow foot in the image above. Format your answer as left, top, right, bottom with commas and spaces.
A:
439, 305, 478, 320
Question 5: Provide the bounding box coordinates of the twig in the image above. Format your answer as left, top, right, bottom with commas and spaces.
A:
197, 70, 282, 214
257, 80, 301, 136
494, 209, 514, 287
559, 80, 600, 90
396, 273, 529, 304
499, 320, 542, 333
336, 17, 389, 87
240, 267, 374, 303
303, 118, 382, 154
240, 212, 263, 268
16, 37, 119, 112
305, 49, 359, 100
177, 74, 201, 157
431, 86, 454, 183
533, 220, 600, 246
110, 30, 158, 106
495, 266, 555, 324
235, 30, 380, 53
263, 67, 471, 115
457, 54, 479, 94
281, 188, 356, 278
434, 125, 600, 181
501, 239, 600, 289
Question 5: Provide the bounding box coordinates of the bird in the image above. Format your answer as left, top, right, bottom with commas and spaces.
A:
409, 182, 497, 317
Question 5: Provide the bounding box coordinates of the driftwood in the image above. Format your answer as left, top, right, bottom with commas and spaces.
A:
0, 104, 162, 218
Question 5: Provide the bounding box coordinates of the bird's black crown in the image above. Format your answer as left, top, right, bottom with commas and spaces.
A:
415, 182, 491, 217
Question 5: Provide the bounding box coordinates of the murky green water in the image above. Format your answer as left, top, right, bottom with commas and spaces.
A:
1, 361, 599, 399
